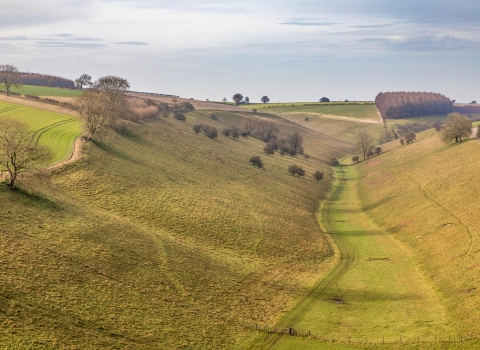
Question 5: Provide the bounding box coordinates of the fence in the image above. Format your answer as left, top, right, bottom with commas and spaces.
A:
253, 324, 474, 345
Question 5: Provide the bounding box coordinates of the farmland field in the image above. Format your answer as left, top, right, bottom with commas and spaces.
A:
242, 103, 381, 122
0, 101, 83, 164
0, 83, 83, 97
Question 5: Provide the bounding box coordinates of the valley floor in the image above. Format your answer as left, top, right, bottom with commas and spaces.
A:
251, 165, 468, 349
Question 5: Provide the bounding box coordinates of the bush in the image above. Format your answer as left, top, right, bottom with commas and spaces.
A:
374, 147, 382, 155
210, 113, 218, 120
193, 124, 202, 134
313, 170, 324, 181
252, 109, 257, 114
330, 158, 339, 166
400, 138, 405, 146
203, 125, 218, 139
288, 164, 305, 177
405, 132, 416, 144
352, 155, 359, 163
231, 128, 240, 139
249, 156, 264, 169
179, 101, 195, 111
222, 128, 231, 137
433, 120, 443, 131
173, 112, 186, 121
263, 144, 275, 155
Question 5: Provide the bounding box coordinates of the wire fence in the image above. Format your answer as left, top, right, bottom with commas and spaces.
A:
253, 323, 474, 345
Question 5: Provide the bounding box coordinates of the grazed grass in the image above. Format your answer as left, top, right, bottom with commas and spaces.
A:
0, 109, 377, 349
0, 101, 82, 164
356, 131, 480, 339
0, 83, 83, 97
252, 165, 450, 349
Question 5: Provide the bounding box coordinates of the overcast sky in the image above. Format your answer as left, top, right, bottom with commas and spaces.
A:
1, 0, 480, 102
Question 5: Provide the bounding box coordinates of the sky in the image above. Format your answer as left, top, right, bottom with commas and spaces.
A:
1, 0, 480, 102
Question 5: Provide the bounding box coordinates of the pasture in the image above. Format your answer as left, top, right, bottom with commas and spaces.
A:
0, 108, 372, 349
0, 83, 83, 97
0, 101, 82, 164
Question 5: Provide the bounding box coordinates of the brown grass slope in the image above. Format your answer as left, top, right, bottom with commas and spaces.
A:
0, 110, 361, 348
357, 131, 480, 338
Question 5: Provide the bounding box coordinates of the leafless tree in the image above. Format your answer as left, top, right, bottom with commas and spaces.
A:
0, 64, 22, 96
78, 91, 113, 139
256, 121, 278, 141
75, 73, 93, 90
287, 131, 304, 154
93, 75, 130, 111
356, 131, 375, 160
242, 118, 257, 135
0, 118, 53, 189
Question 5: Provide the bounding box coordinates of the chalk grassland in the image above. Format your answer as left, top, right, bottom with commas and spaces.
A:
0, 101, 82, 164
356, 132, 480, 337
0, 109, 367, 349
253, 166, 450, 350
0, 83, 83, 97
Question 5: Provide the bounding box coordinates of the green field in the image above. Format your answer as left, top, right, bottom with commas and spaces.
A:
0, 101, 83, 164
240, 103, 381, 122
0, 83, 83, 97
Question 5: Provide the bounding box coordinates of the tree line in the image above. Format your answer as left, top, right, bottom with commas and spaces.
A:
375, 92, 453, 120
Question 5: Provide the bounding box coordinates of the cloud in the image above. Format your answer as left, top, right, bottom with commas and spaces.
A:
0, 36, 31, 41
35, 41, 105, 49
114, 41, 149, 45
280, 20, 338, 26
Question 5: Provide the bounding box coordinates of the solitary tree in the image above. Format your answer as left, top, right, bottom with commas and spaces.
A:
256, 121, 278, 141
261, 96, 270, 104
313, 170, 324, 181
75, 73, 93, 90
319, 97, 330, 102
232, 93, 244, 105
222, 97, 227, 103
441, 113, 472, 143
94, 75, 130, 110
471, 101, 477, 104
356, 131, 375, 160
203, 125, 218, 139
287, 131, 304, 154
0, 118, 53, 189
0, 64, 22, 96
244, 97, 250, 104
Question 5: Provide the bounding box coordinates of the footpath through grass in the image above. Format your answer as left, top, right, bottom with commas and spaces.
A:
252, 165, 452, 349
0, 100, 82, 164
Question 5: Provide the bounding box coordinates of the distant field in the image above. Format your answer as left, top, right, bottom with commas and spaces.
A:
0, 84, 83, 97
240, 103, 381, 122
0, 101, 82, 164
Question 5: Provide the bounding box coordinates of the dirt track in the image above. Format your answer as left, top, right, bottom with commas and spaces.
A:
0, 94, 79, 117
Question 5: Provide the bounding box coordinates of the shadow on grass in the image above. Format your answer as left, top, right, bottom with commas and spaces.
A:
93, 139, 141, 164
0, 182, 60, 210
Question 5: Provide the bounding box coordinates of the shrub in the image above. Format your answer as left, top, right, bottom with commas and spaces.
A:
400, 138, 405, 146
405, 132, 416, 144
477, 127, 480, 138
249, 156, 264, 169
352, 155, 359, 163
374, 147, 382, 155
231, 128, 240, 139
203, 125, 218, 139
222, 128, 231, 137
263, 144, 275, 155
173, 112, 186, 121
313, 170, 324, 181
252, 109, 257, 114
179, 101, 195, 111
193, 124, 202, 134
288, 164, 305, 177
433, 120, 443, 131
330, 158, 339, 166
210, 113, 218, 120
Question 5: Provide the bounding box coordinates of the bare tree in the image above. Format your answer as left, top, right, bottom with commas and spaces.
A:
441, 113, 472, 143
0, 118, 53, 189
93, 75, 130, 110
78, 91, 113, 139
242, 118, 257, 135
0, 64, 22, 96
287, 131, 304, 154
256, 121, 278, 141
356, 131, 375, 160
75, 73, 93, 90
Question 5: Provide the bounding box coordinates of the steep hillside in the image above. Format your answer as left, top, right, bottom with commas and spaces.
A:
0, 109, 367, 348
357, 131, 480, 337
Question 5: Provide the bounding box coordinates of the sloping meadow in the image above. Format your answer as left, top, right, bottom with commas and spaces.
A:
357, 131, 480, 337
0, 109, 354, 348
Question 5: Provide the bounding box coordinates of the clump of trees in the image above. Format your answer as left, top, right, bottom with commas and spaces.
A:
288, 164, 305, 177
375, 92, 453, 120
249, 156, 264, 169
440, 113, 472, 143
0, 118, 53, 189
0, 64, 22, 96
